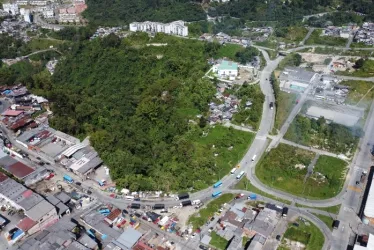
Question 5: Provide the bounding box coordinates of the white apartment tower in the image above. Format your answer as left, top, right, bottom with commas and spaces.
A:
130, 20, 188, 37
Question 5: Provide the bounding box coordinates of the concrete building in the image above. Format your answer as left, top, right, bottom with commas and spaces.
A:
279, 67, 317, 93
213, 60, 239, 80
23, 9, 32, 23
0, 172, 58, 239
130, 20, 188, 37
43, 9, 54, 18
2, 3, 19, 15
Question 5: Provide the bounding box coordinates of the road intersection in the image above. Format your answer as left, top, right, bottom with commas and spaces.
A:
1, 43, 374, 249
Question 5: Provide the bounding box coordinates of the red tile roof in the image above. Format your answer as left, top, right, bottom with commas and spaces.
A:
8, 162, 35, 179
2, 110, 23, 117
17, 217, 36, 231
105, 208, 121, 223
0, 173, 8, 182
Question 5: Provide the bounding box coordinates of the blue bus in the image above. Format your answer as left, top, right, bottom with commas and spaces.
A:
212, 191, 222, 198
213, 180, 223, 188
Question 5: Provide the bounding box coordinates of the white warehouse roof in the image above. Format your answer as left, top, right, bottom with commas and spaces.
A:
364, 177, 374, 218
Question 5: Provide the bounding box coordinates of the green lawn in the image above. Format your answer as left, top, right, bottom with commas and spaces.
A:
305, 30, 347, 46
256, 143, 317, 198
341, 80, 374, 108
214, 44, 244, 61
314, 213, 334, 230
277, 26, 308, 44
193, 126, 255, 185
274, 91, 297, 130
235, 177, 292, 205
188, 193, 234, 230
210, 232, 229, 250
282, 217, 325, 250
295, 204, 341, 214
26, 38, 64, 52
351, 42, 374, 48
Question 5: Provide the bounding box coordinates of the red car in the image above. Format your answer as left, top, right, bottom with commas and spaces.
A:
45, 173, 55, 180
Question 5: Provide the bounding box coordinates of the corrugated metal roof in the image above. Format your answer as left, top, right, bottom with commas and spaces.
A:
365, 176, 374, 218
62, 143, 86, 158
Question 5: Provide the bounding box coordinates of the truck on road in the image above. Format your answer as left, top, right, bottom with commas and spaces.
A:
175, 193, 189, 201
180, 200, 192, 207
282, 207, 288, 217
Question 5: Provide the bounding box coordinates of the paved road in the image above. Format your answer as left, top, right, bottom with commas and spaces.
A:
331, 100, 374, 250
280, 139, 341, 158
336, 75, 374, 82
300, 28, 315, 45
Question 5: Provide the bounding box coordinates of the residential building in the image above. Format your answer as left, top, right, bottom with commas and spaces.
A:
130, 20, 188, 37
213, 60, 239, 80
58, 7, 78, 23
2, 3, 19, 15
43, 9, 54, 18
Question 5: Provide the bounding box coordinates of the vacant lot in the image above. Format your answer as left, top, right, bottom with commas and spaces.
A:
214, 44, 244, 61
285, 115, 361, 155
338, 59, 374, 77
188, 193, 234, 230
305, 30, 347, 46
277, 26, 308, 44
192, 126, 255, 189
304, 156, 347, 199
256, 144, 316, 197
26, 38, 64, 52
210, 231, 229, 250
342, 80, 374, 108
281, 217, 325, 250
274, 91, 297, 130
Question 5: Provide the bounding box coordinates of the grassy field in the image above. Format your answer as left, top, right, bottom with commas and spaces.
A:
235, 177, 292, 205
305, 30, 347, 46
281, 217, 325, 250
274, 91, 297, 130
341, 80, 374, 108
210, 232, 229, 250
214, 44, 244, 61
266, 49, 278, 60
351, 42, 374, 48
338, 59, 374, 78
309, 156, 347, 198
256, 143, 317, 198
193, 126, 255, 188
295, 204, 341, 214
314, 213, 334, 230
188, 193, 234, 230
26, 38, 64, 52
278, 26, 308, 44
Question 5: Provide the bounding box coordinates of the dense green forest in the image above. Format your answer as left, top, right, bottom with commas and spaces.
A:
285, 115, 362, 154
17, 33, 255, 191
83, 0, 205, 26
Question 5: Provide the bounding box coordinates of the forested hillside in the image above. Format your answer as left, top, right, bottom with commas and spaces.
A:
83, 0, 206, 25
83, 0, 374, 27
35, 33, 248, 191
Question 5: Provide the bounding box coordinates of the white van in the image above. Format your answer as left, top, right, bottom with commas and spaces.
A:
125, 196, 135, 201
230, 168, 237, 174
251, 155, 257, 161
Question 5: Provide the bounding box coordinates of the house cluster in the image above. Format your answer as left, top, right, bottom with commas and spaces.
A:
0, 16, 36, 42
90, 26, 128, 39
58, 0, 87, 23
245, 27, 273, 42
2, 0, 87, 26
322, 24, 357, 38
46, 59, 58, 75
200, 32, 251, 47
208, 91, 240, 125
130, 20, 188, 37
355, 22, 374, 45
201, 201, 283, 250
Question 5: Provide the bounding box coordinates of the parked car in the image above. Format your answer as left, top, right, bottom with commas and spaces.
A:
276, 235, 281, 241
75, 182, 82, 186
